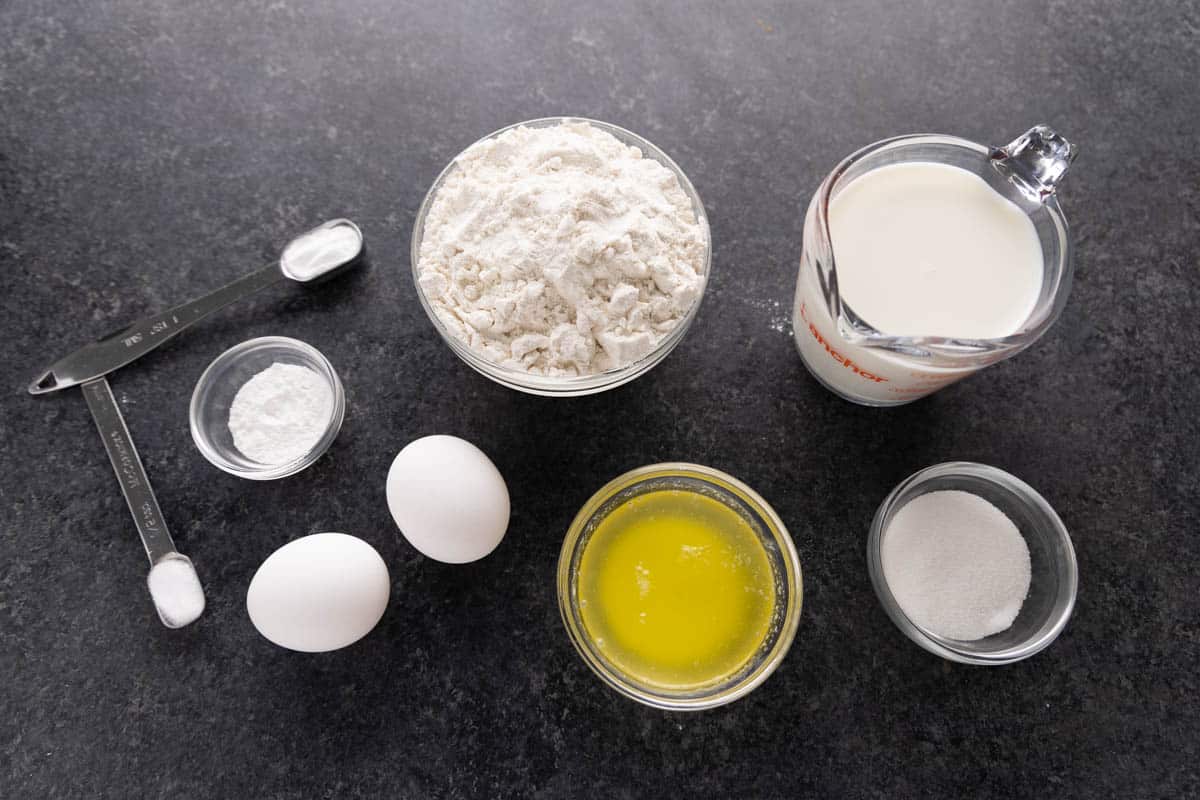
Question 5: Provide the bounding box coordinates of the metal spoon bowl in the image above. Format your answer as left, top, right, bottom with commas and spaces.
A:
29, 219, 364, 395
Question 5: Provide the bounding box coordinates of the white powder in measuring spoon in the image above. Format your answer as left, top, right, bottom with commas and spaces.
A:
881, 490, 1031, 641
147, 557, 205, 628
416, 121, 707, 376
228, 363, 333, 464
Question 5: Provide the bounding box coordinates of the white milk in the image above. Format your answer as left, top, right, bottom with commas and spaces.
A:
793, 162, 1044, 404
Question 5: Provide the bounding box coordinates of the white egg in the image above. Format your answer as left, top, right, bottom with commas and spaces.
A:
386, 435, 510, 563
247, 532, 390, 652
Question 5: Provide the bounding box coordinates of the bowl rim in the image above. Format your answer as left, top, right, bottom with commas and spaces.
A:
409, 116, 712, 396
188, 335, 345, 481
556, 462, 803, 710
867, 461, 1078, 665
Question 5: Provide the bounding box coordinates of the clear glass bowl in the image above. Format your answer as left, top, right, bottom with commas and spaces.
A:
557, 463, 803, 710
868, 462, 1078, 664
189, 336, 345, 480
411, 117, 712, 396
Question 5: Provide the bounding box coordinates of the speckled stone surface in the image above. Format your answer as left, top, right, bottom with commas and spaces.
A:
2, 1, 1198, 797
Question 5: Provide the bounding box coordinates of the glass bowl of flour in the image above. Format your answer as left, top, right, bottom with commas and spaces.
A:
189, 336, 345, 480
412, 117, 711, 396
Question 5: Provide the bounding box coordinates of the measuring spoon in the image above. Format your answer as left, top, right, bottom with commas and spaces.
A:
29, 219, 364, 395
83, 377, 204, 628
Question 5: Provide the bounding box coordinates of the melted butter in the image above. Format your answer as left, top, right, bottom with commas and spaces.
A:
577, 489, 775, 689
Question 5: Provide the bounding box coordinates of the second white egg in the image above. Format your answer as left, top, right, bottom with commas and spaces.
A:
386, 435, 510, 563
247, 532, 390, 653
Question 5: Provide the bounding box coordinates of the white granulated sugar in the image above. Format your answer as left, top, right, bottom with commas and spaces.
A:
228, 363, 333, 464
881, 490, 1032, 641
416, 121, 707, 376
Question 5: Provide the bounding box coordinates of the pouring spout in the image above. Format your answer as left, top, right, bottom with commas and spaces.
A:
990, 125, 1078, 203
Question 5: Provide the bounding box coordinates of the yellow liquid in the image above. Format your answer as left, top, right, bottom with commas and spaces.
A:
577, 489, 776, 689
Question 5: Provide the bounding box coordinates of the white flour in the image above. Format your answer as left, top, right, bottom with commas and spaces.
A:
881, 490, 1031, 641
416, 121, 707, 375
229, 363, 333, 464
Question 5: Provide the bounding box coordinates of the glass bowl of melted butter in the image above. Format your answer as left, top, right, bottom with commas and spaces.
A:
557, 463, 803, 710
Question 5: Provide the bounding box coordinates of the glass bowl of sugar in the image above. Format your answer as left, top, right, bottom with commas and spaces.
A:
867, 462, 1077, 665
189, 336, 345, 480
410, 117, 711, 397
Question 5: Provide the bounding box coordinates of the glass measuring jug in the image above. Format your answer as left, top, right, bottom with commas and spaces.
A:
792, 125, 1077, 405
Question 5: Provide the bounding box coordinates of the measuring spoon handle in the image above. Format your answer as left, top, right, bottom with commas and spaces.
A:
30, 263, 282, 395
82, 377, 177, 565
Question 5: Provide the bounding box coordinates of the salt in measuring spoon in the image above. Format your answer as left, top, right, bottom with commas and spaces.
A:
28, 219, 364, 395
82, 377, 205, 628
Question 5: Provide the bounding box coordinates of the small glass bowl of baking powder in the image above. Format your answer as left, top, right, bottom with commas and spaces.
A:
868, 462, 1078, 665
411, 117, 712, 397
189, 336, 345, 480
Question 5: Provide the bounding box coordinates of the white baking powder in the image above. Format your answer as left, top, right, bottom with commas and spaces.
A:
282, 223, 361, 281
147, 557, 205, 628
228, 363, 333, 464
881, 490, 1031, 641
416, 121, 707, 376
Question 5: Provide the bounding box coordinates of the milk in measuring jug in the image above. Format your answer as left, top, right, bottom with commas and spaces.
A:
794, 162, 1044, 403
832, 162, 1043, 339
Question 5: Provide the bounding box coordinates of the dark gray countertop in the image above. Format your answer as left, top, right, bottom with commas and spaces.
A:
3, 1, 1198, 797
